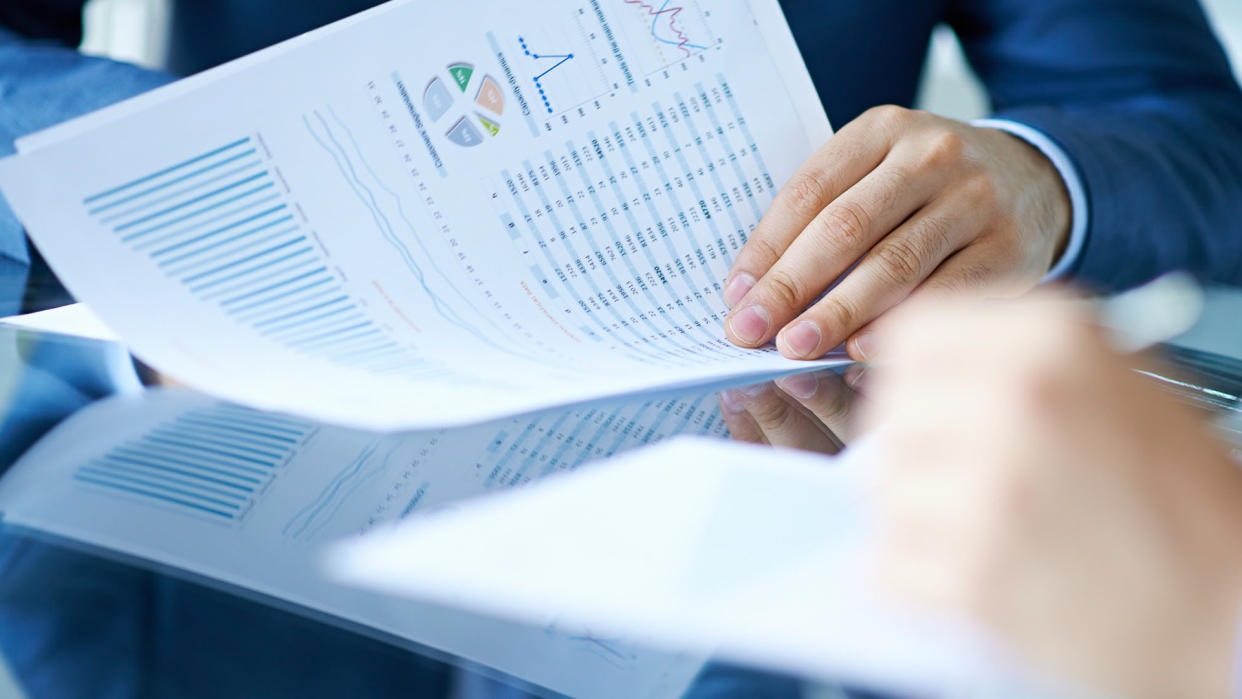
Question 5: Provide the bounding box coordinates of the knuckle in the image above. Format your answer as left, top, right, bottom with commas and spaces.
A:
961, 173, 1000, 211
762, 269, 809, 309
747, 395, 797, 432
932, 264, 995, 297
819, 199, 873, 249
873, 237, 927, 285
783, 175, 829, 216
866, 104, 911, 130
816, 294, 864, 333
743, 235, 785, 268
914, 213, 956, 257
919, 131, 966, 170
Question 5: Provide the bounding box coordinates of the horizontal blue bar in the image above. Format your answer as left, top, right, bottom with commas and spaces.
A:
226, 277, 334, 316
94, 458, 251, 500
261, 304, 355, 338
149, 427, 283, 461
222, 268, 328, 308
78, 466, 243, 510
332, 341, 403, 364
168, 419, 298, 452
204, 406, 313, 432
111, 446, 264, 485
163, 225, 297, 277
114, 171, 270, 232
199, 256, 315, 304
143, 435, 275, 468
101, 159, 264, 224
74, 474, 237, 519
88, 149, 260, 215
131, 193, 283, 248
234, 286, 339, 324
118, 443, 267, 480
101, 453, 256, 492
186, 239, 308, 288
122, 182, 277, 241
286, 321, 372, 350
175, 415, 300, 443
154, 207, 290, 260
84, 137, 251, 205
252, 295, 350, 330
268, 309, 364, 342
299, 327, 383, 355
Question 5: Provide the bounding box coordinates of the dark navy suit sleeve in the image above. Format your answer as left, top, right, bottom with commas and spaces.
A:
0, 2, 173, 268
948, 0, 1242, 291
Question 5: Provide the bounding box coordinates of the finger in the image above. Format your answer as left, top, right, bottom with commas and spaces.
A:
773, 192, 985, 359
718, 390, 768, 445
843, 364, 869, 392
843, 240, 1039, 362
725, 160, 939, 349
908, 240, 1037, 304
774, 370, 859, 442
723, 107, 907, 307
736, 383, 843, 454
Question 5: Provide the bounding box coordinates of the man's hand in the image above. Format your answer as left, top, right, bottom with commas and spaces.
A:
723, 107, 1072, 360
718, 368, 863, 454
867, 295, 1242, 697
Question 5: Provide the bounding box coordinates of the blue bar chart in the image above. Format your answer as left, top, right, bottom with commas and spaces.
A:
83, 138, 430, 376
73, 402, 315, 521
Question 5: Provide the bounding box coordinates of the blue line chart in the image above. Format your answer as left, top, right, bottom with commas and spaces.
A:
518, 36, 574, 114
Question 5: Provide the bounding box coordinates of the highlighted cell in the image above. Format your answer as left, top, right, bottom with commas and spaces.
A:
475, 76, 505, 115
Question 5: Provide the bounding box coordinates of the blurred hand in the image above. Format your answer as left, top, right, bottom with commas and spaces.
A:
722, 107, 1071, 361
867, 295, 1242, 697
718, 368, 862, 454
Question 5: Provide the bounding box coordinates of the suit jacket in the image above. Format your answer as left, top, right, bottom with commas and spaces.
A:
1, 0, 1240, 291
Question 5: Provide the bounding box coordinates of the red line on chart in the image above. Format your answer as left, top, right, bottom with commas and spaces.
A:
623, 0, 707, 58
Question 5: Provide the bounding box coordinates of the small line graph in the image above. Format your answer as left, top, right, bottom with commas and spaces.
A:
519, 36, 575, 114
623, 0, 710, 58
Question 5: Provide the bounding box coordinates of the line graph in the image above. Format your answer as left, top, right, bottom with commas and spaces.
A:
623, 0, 708, 57
519, 36, 575, 114
616, 0, 718, 76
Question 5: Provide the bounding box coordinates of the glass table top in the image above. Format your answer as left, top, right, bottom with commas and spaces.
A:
0, 262, 866, 699
4, 259, 1240, 699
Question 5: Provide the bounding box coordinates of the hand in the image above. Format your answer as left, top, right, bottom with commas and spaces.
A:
718, 367, 862, 454
722, 107, 1071, 361
867, 295, 1242, 697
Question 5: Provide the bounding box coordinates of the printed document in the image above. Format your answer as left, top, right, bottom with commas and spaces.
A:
0, 0, 838, 430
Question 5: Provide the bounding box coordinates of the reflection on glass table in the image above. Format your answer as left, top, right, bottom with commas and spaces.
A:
0, 318, 841, 698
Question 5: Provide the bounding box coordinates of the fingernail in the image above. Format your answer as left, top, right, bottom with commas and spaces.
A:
728, 305, 771, 345
723, 273, 756, 308
740, 382, 769, 398
845, 366, 867, 390
777, 372, 818, 400
781, 321, 822, 358
720, 389, 746, 413
853, 332, 879, 361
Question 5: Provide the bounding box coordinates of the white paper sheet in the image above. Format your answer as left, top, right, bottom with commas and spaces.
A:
0, 0, 841, 431
328, 438, 1046, 695
0, 303, 121, 343
0, 389, 734, 698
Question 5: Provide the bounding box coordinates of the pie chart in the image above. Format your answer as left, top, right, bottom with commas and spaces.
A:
422, 62, 505, 148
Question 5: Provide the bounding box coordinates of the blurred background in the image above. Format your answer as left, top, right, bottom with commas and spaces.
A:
0, 1, 1238, 697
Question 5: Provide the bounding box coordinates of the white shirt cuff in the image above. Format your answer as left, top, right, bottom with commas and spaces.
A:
973, 118, 1089, 283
